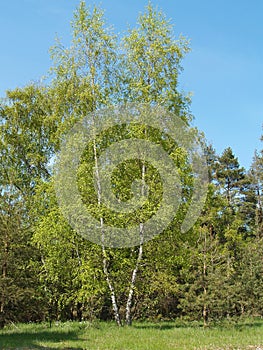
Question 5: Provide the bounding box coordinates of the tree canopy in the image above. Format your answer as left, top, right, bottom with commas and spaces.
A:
0, 1, 262, 328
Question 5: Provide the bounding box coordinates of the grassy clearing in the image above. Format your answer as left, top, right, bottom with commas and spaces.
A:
0, 319, 262, 350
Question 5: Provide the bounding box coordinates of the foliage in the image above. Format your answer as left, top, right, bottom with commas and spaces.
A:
0, 1, 262, 327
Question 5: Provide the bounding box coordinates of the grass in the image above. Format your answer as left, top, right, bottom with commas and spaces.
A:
0, 319, 262, 350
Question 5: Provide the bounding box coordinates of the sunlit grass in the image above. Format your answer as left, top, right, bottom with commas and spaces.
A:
0, 318, 262, 349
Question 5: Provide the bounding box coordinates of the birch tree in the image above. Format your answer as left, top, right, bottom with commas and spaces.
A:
47, 2, 123, 325
120, 4, 191, 325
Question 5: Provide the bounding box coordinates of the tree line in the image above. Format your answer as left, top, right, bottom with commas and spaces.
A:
0, 1, 262, 328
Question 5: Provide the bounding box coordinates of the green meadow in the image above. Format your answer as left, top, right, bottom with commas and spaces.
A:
0, 319, 262, 350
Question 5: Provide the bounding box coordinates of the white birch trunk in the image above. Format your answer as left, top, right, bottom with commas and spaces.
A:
125, 224, 144, 325
93, 137, 122, 326
125, 161, 146, 326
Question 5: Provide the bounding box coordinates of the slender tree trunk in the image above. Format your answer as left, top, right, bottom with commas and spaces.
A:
93, 137, 122, 326
202, 229, 208, 327
102, 240, 122, 326
0, 237, 8, 328
0, 243, 7, 312
125, 160, 146, 326
226, 254, 231, 319
0, 238, 8, 313
125, 224, 144, 326
203, 287, 208, 327
256, 184, 263, 237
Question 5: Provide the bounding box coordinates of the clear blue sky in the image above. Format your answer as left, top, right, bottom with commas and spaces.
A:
1, 0, 262, 169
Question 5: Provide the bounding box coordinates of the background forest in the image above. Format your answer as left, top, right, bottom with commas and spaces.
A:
0, 2, 262, 328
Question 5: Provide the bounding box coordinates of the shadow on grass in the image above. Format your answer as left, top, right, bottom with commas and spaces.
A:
0, 329, 85, 349
133, 322, 191, 330
133, 319, 263, 331
232, 321, 263, 330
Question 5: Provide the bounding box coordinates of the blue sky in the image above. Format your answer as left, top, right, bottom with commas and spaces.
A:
1, 0, 262, 169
